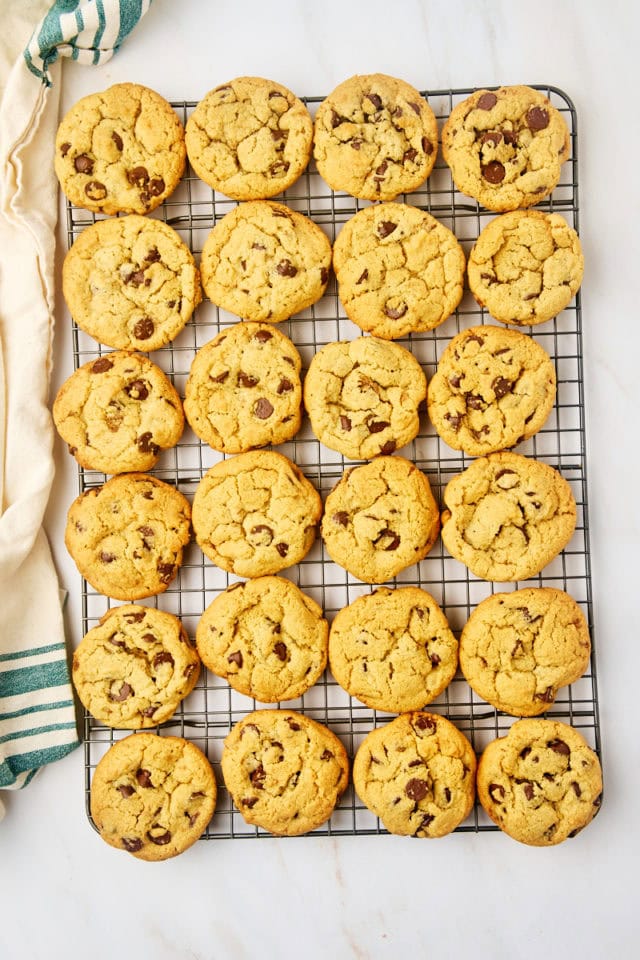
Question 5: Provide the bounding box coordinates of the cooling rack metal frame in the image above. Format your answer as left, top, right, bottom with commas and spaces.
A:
65, 84, 601, 839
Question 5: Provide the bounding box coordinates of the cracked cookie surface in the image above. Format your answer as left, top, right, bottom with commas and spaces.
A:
192, 451, 322, 578
329, 587, 458, 713
200, 200, 331, 323
427, 325, 556, 456
63, 214, 201, 351
468, 210, 584, 325
184, 321, 302, 453
196, 577, 328, 703
441, 452, 576, 582
65, 473, 191, 600
73, 605, 200, 728
221, 709, 349, 835
332, 202, 465, 338
303, 337, 426, 460
353, 712, 476, 837
321, 455, 440, 584
313, 73, 438, 201
55, 83, 186, 215
90, 733, 216, 860
460, 587, 591, 716
477, 718, 602, 845
53, 351, 184, 474
442, 85, 570, 212
185, 77, 312, 200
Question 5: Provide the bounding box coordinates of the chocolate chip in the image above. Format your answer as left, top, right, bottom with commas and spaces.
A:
379, 440, 396, 455
243, 797, 258, 808
523, 782, 534, 800
85, 181, 107, 201
430, 653, 441, 667
60, 142, 71, 157
109, 681, 132, 702
375, 528, 400, 551
74, 154, 94, 174
488, 783, 505, 802
480, 131, 503, 147
250, 764, 266, 788
403, 147, 418, 162
92, 357, 113, 373
527, 106, 549, 131
548, 739, 570, 756
271, 128, 285, 141
141, 706, 157, 718
520, 746, 532, 759
444, 787, 451, 803
275, 542, 289, 558
384, 303, 408, 320
112, 131, 123, 151
277, 378, 293, 394
419, 814, 435, 832
366, 92, 383, 110
251, 524, 273, 544
100, 552, 116, 563
125, 269, 148, 287
270, 160, 290, 177
153, 652, 174, 669
409, 101, 422, 115
238, 371, 259, 389
414, 715, 436, 732
137, 432, 159, 455
367, 419, 389, 434
254, 398, 274, 419
228, 651, 243, 668
482, 161, 506, 184
356, 269, 369, 284
320, 267, 329, 285
122, 837, 143, 852
147, 827, 172, 845
133, 317, 155, 340
495, 468, 516, 480
274, 641, 287, 661
350, 138, 363, 150
127, 166, 149, 187
444, 412, 463, 432
254, 329, 273, 343
503, 129, 518, 146
276, 258, 297, 277
536, 687, 555, 703
252, 242, 267, 250
377, 221, 397, 239
333, 511, 349, 527
330, 110, 344, 128
125, 379, 149, 400
391, 106, 403, 118
141, 633, 157, 643
405, 778, 429, 801
492, 376, 512, 399
477, 92, 498, 110
422, 137, 434, 155
211, 370, 229, 383
117, 785, 135, 798
124, 611, 146, 623
375, 161, 388, 177
287, 718, 301, 731
136, 768, 153, 788
157, 562, 175, 584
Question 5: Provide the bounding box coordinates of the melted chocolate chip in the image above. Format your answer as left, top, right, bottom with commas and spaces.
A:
275, 542, 289, 558
366, 92, 383, 110
112, 131, 123, 151
482, 161, 506, 184
74, 154, 94, 174
125, 379, 149, 400
60, 142, 71, 157
153, 651, 174, 669
125, 269, 148, 288
403, 147, 418, 163
147, 827, 172, 845
137, 432, 159, 455
254, 398, 274, 419
254, 329, 273, 343
110, 681, 132, 702
133, 317, 155, 340
85, 181, 107, 201
480, 131, 503, 147
127, 166, 149, 187
375, 528, 400, 551
100, 552, 116, 563
356, 269, 369, 284
124, 611, 146, 623
122, 837, 143, 852
523, 782, 534, 800
477, 92, 498, 110
333, 511, 349, 527
320, 267, 329, 285
488, 783, 505, 802
211, 370, 229, 383
367, 419, 389, 434
238, 371, 259, 388
379, 440, 396, 455
492, 376, 513, 399
250, 764, 266, 788
414, 715, 436, 732
527, 106, 549, 131
384, 303, 408, 320
422, 137, 434, 155
548, 739, 571, 756
377, 221, 397, 239
274, 641, 287, 661
276, 258, 297, 277
92, 357, 113, 373
136, 768, 153, 788
277, 378, 293, 394
287, 718, 301, 731
251, 524, 273, 544
157, 563, 175, 584
228, 651, 243, 668
405, 778, 429, 801
117, 785, 135, 798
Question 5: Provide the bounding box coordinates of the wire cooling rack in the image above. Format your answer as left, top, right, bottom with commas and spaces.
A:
65, 85, 600, 839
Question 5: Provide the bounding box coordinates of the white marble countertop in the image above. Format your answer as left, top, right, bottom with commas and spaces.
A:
2, 1, 638, 957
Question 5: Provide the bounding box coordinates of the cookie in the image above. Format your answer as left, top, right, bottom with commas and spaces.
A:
352, 712, 476, 837
329, 587, 458, 713
196, 577, 327, 703
313, 73, 438, 200
459, 588, 591, 716
426, 325, 557, 456
185, 77, 313, 200
72, 605, 200, 728
184, 321, 302, 453
221, 709, 349, 835
477, 718, 602, 845
192, 451, 321, 578
332, 203, 466, 339
62, 214, 201, 351
441, 85, 570, 212
440, 452, 577, 582
55, 83, 186, 215
200, 200, 331, 323
303, 337, 426, 460
321, 455, 440, 584
467, 210, 584, 326
53, 351, 184, 474
90, 733, 216, 860
65, 474, 191, 600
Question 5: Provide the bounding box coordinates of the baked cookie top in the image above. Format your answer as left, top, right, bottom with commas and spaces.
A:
459, 587, 591, 716
55, 83, 186, 215
440, 452, 576, 582
352, 712, 476, 838
427, 325, 556, 456
303, 337, 426, 460
62, 214, 201, 352
90, 733, 216, 860
321, 455, 440, 584
192, 451, 322, 578
65, 473, 191, 601
185, 77, 313, 200
196, 577, 327, 703
468, 210, 584, 325
441, 85, 570, 212
184, 321, 302, 453
221, 709, 349, 835
477, 718, 602, 845
53, 351, 184, 474
72, 604, 200, 728
329, 586, 458, 713
200, 200, 331, 323
332, 202, 466, 339
313, 73, 438, 201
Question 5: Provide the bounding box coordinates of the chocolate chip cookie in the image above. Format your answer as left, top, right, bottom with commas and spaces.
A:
321, 455, 440, 584
329, 587, 458, 713
440, 452, 577, 582
459, 587, 591, 716
468, 210, 584, 325
200, 200, 331, 323
192, 451, 322, 578
332, 202, 466, 339
221, 709, 349, 835
313, 74, 438, 200
185, 77, 313, 200
90, 733, 216, 860
477, 718, 602, 845
55, 83, 186, 215
441, 86, 570, 212
53, 351, 184, 474
72, 605, 200, 728
65, 474, 191, 600
427, 325, 556, 456
353, 712, 476, 837
62, 214, 201, 351
303, 337, 426, 460
184, 321, 302, 453
196, 577, 327, 703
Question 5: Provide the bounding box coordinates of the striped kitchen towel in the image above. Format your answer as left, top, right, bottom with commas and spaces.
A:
0, 0, 152, 817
